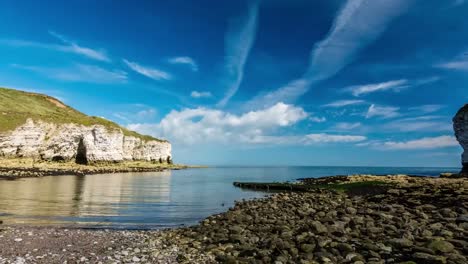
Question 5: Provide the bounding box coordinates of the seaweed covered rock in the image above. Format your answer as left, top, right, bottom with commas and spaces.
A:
454, 104, 468, 174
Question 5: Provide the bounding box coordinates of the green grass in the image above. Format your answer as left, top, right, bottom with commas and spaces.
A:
0, 87, 165, 142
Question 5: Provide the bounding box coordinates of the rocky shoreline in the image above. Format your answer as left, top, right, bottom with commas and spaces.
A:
0, 174, 467, 263
0, 158, 191, 180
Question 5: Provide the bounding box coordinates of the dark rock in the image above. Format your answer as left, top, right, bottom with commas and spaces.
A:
427, 240, 455, 253
310, 221, 327, 234
388, 238, 413, 248
453, 104, 468, 174
412, 252, 447, 264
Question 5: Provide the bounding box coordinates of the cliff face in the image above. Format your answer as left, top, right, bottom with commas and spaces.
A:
0, 119, 171, 164
454, 104, 468, 174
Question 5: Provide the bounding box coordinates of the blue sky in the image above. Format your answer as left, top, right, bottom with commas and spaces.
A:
0, 0, 467, 167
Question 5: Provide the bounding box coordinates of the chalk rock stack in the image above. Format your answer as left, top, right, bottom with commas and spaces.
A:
454, 104, 468, 174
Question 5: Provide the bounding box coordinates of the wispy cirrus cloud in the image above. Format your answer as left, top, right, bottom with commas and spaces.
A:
309, 116, 327, 123
381, 136, 458, 150
409, 104, 445, 114
365, 104, 400, 119
123, 59, 172, 81
217, 0, 260, 107
12, 63, 127, 83
191, 91, 212, 98
305, 134, 365, 143
436, 60, 468, 71
0, 32, 110, 62
383, 117, 452, 132
434, 50, 468, 71
48, 31, 110, 62
245, 0, 412, 108
323, 99, 366, 108
332, 122, 362, 130
346, 77, 440, 97
168, 56, 198, 72
113, 104, 158, 124
346, 79, 408, 96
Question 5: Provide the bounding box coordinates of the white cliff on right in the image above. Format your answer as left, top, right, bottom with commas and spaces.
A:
453, 104, 468, 174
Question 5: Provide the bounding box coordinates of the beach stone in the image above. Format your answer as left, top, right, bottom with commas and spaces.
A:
300, 244, 315, 253
412, 252, 447, 264
388, 238, 413, 248
310, 221, 327, 234
453, 104, 468, 174
427, 240, 455, 253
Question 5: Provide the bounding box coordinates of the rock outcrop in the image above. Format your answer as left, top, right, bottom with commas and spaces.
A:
454, 104, 468, 174
0, 119, 171, 164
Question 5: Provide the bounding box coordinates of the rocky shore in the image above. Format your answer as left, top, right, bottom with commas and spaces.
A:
162, 175, 468, 264
0, 158, 190, 180
1, 174, 467, 263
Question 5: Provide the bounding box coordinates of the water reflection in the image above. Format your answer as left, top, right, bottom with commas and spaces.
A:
0, 166, 457, 229
0, 171, 173, 227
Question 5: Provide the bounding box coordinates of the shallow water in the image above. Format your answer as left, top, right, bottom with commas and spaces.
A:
0, 166, 459, 229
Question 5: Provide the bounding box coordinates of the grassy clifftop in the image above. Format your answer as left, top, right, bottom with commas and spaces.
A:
0, 87, 164, 142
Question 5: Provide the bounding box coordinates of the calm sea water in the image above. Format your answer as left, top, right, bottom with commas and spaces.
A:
0, 166, 459, 229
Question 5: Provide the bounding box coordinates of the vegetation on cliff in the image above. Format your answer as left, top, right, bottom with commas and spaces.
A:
0, 87, 164, 142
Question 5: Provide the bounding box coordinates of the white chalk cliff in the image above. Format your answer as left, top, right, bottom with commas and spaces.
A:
454, 104, 468, 174
0, 119, 171, 164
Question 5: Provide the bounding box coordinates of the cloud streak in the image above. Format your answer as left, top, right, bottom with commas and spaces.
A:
48, 31, 110, 62
12, 64, 127, 83
323, 99, 366, 108
217, 0, 260, 107
346, 77, 440, 97
123, 59, 172, 81
168, 56, 198, 72
246, 0, 411, 108
191, 91, 212, 98
366, 104, 400, 119
382, 136, 458, 150
0, 32, 110, 62
347, 79, 408, 96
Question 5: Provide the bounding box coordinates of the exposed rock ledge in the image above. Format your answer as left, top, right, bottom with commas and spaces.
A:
0, 119, 171, 164
454, 104, 468, 174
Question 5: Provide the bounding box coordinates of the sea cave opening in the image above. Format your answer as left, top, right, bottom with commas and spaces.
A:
75, 138, 88, 165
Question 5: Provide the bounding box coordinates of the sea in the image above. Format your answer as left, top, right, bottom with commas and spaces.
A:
0, 166, 459, 229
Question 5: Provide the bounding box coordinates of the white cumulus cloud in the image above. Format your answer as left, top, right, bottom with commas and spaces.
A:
128, 102, 308, 145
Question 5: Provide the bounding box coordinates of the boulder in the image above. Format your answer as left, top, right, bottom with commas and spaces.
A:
453, 104, 468, 174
